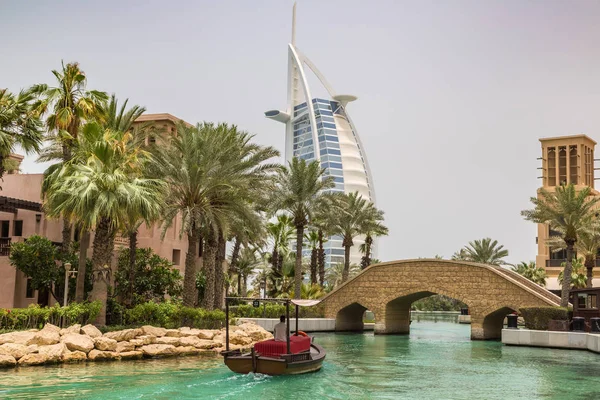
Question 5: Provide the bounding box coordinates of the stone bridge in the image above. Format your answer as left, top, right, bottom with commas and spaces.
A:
320, 259, 561, 340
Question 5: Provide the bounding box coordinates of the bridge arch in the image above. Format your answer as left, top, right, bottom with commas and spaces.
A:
320, 259, 561, 340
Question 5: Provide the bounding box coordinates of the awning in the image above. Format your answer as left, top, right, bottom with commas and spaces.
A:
290, 299, 320, 307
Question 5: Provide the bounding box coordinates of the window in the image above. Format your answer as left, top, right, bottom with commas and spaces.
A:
13, 220, 23, 237
172, 249, 181, 265
1, 221, 8, 238
26, 278, 35, 298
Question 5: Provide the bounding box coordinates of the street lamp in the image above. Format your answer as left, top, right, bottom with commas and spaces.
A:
63, 262, 77, 307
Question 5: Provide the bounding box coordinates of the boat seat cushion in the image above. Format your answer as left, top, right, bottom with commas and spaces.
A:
254, 336, 311, 357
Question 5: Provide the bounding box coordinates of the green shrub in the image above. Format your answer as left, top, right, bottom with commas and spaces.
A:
0, 301, 102, 331
122, 302, 225, 329
230, 303, 324, 319
520, 307, 569, 330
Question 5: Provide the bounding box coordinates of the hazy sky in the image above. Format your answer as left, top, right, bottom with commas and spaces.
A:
2, 0, 600, 265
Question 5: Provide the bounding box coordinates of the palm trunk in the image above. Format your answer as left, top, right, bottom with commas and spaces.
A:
318, 229, 325, 286
237, 274, 242, 296
271, 246, 279, 273
242, 275, 248, 297
182, 228, 199, 307
90, 217, 116, 326
230, 237, 241, 269
361, 234, 373, 270
341, 236, 353, 283
75, 230, 90, 302
310, 248, 317, 285
127, 229, 138, 306
61, 143, 73, 254
213, 231, 226, 309
561, 240, 575, 307
585, 255, 595, 288
202, 227, 217, 310
294, 225, 304, 299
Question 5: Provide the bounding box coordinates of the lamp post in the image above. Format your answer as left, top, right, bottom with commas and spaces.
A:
63, 262, 76, 307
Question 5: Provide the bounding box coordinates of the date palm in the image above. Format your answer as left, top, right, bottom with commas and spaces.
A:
462, 238, 509, 266
305, 230, 319, 285
270, 158, 335, 299
0, 88, 44, 179
558, 258, 587, 289
359, 218, 389, 270
511, 261, 547, 286
235, 247, 260, 297
267, 214, 294, 274
522, 184, 600, 306
325, 262, 360, 289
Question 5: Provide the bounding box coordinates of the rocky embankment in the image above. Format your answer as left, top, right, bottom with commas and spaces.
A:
0, 321, 272, 368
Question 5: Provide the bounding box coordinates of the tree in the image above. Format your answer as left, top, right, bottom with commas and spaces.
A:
522, 184, 600, 306
305, 230, 319, 285
235, 247, 260, 297
359, 213, 389, 270
512, 261, 547, 287
329, 191, 386, 283
44, 121, 165, 325
270, 158, 334, 299
461, 238, 509, 266
451, 249, 469, 261
558, 258, 587, 289
267, 214, 294, 274
325, 262, 361, 289
158, 122, 279, 309
33, 61, 108, 252
0, 88, 44, 179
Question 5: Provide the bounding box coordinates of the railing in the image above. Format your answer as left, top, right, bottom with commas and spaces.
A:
546, 259, 600, 267
0, 237, 11, 256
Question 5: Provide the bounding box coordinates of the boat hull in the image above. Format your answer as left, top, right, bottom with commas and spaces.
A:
223, 344, 325, 376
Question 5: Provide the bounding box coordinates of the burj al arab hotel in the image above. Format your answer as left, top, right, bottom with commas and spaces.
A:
265, 3, 376, 268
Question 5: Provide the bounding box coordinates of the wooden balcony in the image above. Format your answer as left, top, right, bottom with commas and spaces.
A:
0, 237, 11, 256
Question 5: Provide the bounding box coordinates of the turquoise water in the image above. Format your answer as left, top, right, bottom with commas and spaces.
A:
2, 320, 600, 399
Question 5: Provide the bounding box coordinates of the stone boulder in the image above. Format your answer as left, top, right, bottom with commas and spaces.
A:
38, 342, 68, 363
80, 324, 103, 338
120, 351, 143, 360
26, 345, 39, 354
0, 354, 16, 368
165, 329, 183, 338
179, 336, 220, 349
175, 346, 202, 356
103, 328, 141, 342
229, 331, 253, 346
141, 326, 167, 337
0, 331, 36, 345
94, 337, 118, 352
88, 349, 121, 361
28, 326, 60, 346
59, 324, 82, 336
18, 353, 48, 366
137, 335, 157, 345
196, 330, 217, 340
0, 343, 29, 360
116, 341, 135, 353
129, 338, 143, 347
237, 322, 273, 342
156, 337, 180, 346
140, 344, 176, 357
62, 334, 95, 353
178, 327, 202, 337
63, 350, 87, 362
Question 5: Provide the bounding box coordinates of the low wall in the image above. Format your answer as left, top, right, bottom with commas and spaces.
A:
502, 329, 600, 354
237, 318, 375, 332
458, 315, 471, 324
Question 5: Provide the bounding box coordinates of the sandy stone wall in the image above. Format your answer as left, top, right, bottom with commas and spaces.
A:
320, 259, 561, 340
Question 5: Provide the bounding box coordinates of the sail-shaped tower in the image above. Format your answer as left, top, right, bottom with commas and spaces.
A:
265, 3, 376, 269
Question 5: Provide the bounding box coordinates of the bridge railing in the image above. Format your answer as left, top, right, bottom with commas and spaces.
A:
490, 266, 561, 306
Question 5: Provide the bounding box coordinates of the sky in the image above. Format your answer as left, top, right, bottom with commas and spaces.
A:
2, 0, 600, 265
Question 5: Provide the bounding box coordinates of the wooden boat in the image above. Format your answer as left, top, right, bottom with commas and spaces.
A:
221, 298, 326, 375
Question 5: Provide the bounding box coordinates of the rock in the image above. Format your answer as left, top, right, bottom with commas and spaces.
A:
229, 331, 253, 346
212, 334, 224, 344
179, 336, 220, 349
26, 345, 39, 354
63, 350, 87, 362
237, 323, 273, 342
196, 330, 217, 340
18, 353, 48, 366
136, 335, 157, 345
116, 341, 135, 353
156, 337, 180, 346
178, 327, 203, 337
88, 349, 121, 361
38, 343, 68, 363
103, 329, 142, 342
129, 339, 143, 347
80, 324, 103, 338
140, 344, 176, 357
175, 346, 202, 355
0, 354, 16, 368
59, 324, 82, 336
94, 337, 118, 352
165, 329, 183, 338
28, 327, 60, 346
0, 343, 29, 360
119, 351, 143, 360
0, 331, 36, 345
62, 334, 94, 353
141, 325, 167, 337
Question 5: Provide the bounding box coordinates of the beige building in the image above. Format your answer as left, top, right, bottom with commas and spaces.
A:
535, 134, 600, 290
0, 114, 193, 309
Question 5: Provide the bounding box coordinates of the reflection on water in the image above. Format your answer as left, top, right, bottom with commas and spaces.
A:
2, 321, 600, 399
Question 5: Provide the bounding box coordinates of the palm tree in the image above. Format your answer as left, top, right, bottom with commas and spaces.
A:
522, 184, 600, 306
33, 62, 108, 252
270, 158, 335, 299
325, 262, 361, 289
359, 217, 389, 270
0, 88, 44, 179
512, 261, 547, 286
310, 198, 334, 286
235, 247, 260, 297
267, 214, 294, 274
305, 230, 319, 285
558, 258, 587, 289
329, 191, 386, 283
451, 249, 469, 261
158, 122, 279, 309
461, 238, 509, 266
44, 122, 165, 325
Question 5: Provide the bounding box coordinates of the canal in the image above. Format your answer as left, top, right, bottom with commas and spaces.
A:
2, 320, 600, 399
